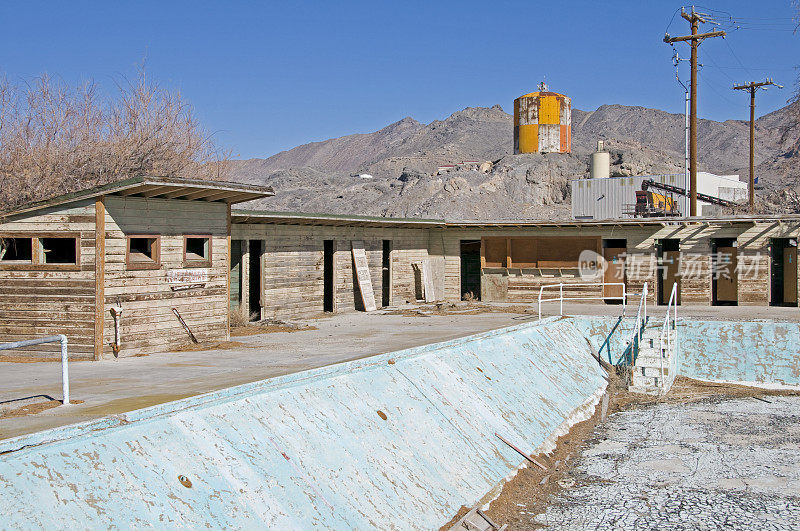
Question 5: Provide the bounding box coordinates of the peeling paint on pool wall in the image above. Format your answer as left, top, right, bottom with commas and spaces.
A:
678, 320, 800, 387
568, 316, 800, 388
0, 318, 608, 529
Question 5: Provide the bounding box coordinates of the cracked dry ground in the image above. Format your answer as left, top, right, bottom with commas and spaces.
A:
477, 379, 800, 530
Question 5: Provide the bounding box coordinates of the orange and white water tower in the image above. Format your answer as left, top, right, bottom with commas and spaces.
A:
513, 82, 571, 154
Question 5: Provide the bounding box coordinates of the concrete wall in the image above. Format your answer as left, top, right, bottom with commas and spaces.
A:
0, 318, 608, 528
678, 320, 800, 388
571, 315, 800, 388
569, 315, 632, 365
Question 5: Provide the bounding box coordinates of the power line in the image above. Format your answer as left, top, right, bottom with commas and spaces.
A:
699, 64, 797, 72
703, 51, 738, 83
725, 25, 798, 32
700, 75, 739, 106
723, 39, 757, 79
665, 7, 683, 34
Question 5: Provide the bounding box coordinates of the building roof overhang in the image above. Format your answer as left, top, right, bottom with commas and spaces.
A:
1, 176, 274, 219
231, 211, 800, 230
232, 210, 445, 228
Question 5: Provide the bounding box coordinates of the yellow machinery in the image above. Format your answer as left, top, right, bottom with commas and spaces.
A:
633, 190, 680, 217
627, 178, 739, 217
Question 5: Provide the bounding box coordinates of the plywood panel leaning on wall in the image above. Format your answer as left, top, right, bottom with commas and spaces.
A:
351, 240, 377, 312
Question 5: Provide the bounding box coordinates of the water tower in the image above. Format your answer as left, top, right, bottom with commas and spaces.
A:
513, 82, 571, 154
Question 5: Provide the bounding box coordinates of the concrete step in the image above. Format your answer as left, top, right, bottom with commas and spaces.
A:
628, 384, 661, 396
632, 371, 661, 385
638, 333, 677, 347
635, 357, 666, 369
636, 348, 668, 359
631, 363, 670, 377
641, 366, 669, 377
637, 346, 667, 356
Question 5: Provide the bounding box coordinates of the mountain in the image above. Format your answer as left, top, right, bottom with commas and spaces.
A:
224, 101, 800, 219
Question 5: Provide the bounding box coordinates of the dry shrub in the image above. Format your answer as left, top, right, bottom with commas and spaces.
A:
0, 67, 230, 212
229, 306, 249, 328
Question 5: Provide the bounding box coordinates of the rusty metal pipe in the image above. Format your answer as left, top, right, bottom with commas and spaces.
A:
111, 306, 123, 356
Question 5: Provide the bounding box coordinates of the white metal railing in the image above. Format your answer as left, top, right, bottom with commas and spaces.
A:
659, 282, 678, 394
0, 335, 70, 405
537, 282, 626, 320
627, 282, 648, 365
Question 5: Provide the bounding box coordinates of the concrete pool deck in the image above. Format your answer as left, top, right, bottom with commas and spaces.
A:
0, 309, 530, 439
1, 301, 799, 440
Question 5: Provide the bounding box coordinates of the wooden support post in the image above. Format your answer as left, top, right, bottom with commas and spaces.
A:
226, 203, 232, 339
733, 79, 782, 211
241, 239, 250, 316
94, 197, 105, 361
664, 8, 725, 216
689, 15, 698, 216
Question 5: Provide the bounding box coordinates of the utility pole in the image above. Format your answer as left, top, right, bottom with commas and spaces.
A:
732, 79, 782, 211
664, 7, 725, 216
673, 50, 689, 216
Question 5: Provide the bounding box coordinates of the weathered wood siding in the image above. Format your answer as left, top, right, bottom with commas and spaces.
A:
432, 227, 648, 304
102, 197, 229, 357
433, 221, 800, 308
231, 224, 431, 319
0, 200, 97, 359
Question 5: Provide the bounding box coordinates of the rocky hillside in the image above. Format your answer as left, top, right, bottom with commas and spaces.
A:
225, 102, 800, 219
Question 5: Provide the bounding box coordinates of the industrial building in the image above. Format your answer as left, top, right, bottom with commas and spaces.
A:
571, 172, 748, 219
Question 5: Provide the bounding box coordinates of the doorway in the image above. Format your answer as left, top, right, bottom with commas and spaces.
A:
770, 238, 798, 306
602, 239, 626, 303
229, 240, 243, 312
460, 240, 481, 301
382, 240, 392, 307
712, 238, 738, 306
248, 240, 262, 320
324, 240, 335, 312
658, 239, 681, 305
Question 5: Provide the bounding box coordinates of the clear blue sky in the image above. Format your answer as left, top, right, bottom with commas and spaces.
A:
1, 1, 798, 159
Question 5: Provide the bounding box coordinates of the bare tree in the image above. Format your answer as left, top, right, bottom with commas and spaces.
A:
0, 68, 229, 212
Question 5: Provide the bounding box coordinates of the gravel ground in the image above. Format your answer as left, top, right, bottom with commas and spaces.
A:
531, 396, 800, 530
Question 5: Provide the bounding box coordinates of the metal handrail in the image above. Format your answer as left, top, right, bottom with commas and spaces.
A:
627, 282, 648, 365
659, 283, 678, 394
0, 335, 70, 405
537, 282, 626, 320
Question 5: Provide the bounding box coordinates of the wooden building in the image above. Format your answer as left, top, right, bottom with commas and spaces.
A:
233, 213, 800, 320
431, 217, 800, 307
230, 212, 444, 320
3, 175, 799, 362
0, 177, 273, 359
